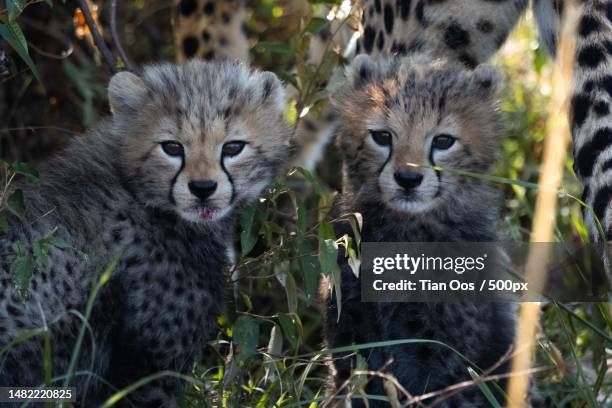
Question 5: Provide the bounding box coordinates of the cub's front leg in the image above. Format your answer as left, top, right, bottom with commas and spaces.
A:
105, 254, 224, 407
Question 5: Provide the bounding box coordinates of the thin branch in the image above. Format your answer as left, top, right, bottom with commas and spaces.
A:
77, 0, 118, 72
27, 41, 73, 60
109, 0, 135, 71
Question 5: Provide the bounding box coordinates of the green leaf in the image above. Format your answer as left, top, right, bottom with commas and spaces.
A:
318, 239, 338, 276
467, 367, 502, 408
240, 203, 259, 255
267, 324, 283, 357
278, 312, 301, 351
319, 221, 341, 320
277, 71, 299, 90
304, 17, 327, 34
285, 271, 298, 314
263, 324, 283, 383
11, 162, 39, 184
7, 189, 25, 219
257, 41, 293, 55
240, 291, 253, 313
347, 246, 360, 279
0, 215, 7, 233
295, 197, 319, 303
233, 315, 260, 360
32, 239, 48, 269
319, 220, 335, 241
7, 0, 28, 21
296, 167, 323, 197
11, 254, 34, 296
0, 20, 41, 82
46, 236, 70, 249
299, 240, 318, 303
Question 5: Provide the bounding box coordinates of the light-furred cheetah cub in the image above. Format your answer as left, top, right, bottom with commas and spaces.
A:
324, 55, 516, 406
0, 60, 289, 406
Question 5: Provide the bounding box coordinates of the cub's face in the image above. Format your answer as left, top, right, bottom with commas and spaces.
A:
108, 60, 289, 224
333, 55, 501, 215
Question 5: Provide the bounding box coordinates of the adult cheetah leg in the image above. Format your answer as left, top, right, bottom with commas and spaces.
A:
569, 1, 612, 246
173, 0, 250, 63
536, 0, 612, 254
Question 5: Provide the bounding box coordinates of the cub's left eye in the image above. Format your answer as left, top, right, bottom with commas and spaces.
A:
222, 141, 247, 157
431, 134, 456, 150
160, 141, 184, 157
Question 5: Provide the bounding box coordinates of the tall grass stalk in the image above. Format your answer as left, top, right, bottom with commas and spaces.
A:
506, 1, 579, 405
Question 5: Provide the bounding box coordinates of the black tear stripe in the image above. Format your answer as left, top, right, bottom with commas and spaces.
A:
169, 156, 186, 205
428, 145, 442, 196
593, 184, 612, 235
220, 157, 236, 204
377, 142, 393, 178
576, 127, 612, 178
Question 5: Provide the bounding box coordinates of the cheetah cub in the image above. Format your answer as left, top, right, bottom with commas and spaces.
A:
0, 60, 289, 406
324, 55, 516, 407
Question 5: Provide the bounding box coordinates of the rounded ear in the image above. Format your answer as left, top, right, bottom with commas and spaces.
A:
470, 64, 501, 97
258, 71, 286, 112
108, 71, 148, 113
346, 54, 378, 90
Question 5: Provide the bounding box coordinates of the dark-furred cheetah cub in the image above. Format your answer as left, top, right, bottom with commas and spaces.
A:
0, 60, 289, 406
324, 55, 516, 406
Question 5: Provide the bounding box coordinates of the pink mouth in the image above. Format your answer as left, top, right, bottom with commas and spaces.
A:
189, 207, 218, 220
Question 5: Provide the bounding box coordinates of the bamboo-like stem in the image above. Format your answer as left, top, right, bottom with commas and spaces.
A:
77, 0, 118, 73
109, 0, 135, 71
506, 2, 580, 406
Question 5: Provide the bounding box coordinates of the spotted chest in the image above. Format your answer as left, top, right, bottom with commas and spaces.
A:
99, 209, 228, 367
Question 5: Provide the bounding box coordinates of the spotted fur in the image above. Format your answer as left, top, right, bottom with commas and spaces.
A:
565, 1, 612, 243
174, 0, 250, 62
358, 0, 528, 67
323, 55, 516, 407
0, 60, 289, 406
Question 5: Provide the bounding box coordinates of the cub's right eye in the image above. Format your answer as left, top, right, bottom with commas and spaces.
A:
370, 130, 392, 147
160, 141, 184, 157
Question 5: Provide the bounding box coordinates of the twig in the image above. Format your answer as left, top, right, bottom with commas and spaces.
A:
109, 0, 135, 71
76, 0, 118, 72
27, 41, 73, 60
21, 16, 89, 65
0, 126, 80, 136
412, 366, 551, 407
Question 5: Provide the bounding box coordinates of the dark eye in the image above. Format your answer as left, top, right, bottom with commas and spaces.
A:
160, 141, 184, 156
222, 141, 247, 157
370, 130, 392, 147
432, 134, 456, 150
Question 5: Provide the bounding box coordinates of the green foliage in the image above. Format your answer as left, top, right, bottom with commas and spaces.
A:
0, 159, 67, 298
0, 0, 57, 82
62, 60, 107, 127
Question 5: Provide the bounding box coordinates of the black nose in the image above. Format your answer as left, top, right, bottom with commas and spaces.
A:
394, 170, 424, 190
188, 180, 217, 201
